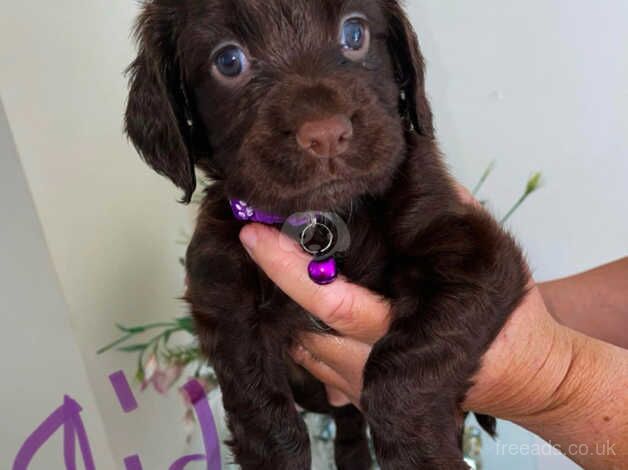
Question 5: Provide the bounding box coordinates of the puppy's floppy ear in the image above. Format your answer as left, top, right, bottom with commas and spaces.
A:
124, 2, 197, 203
384, 1, 434, 138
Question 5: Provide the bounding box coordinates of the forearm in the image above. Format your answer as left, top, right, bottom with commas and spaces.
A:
466, 287, 628, 469
539, 257, 628, 348
512, 331, 628, 470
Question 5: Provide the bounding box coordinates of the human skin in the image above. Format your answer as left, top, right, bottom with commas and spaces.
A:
239, 224, 628, 470
540, 257, 628, 349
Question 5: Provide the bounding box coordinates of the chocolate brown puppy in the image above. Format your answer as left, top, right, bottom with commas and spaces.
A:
125, 1, 528, 468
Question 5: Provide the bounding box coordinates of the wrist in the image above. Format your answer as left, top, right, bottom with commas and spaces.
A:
465, 285, 628, 469
512, 333, 628, 469
464, 286, 576, 420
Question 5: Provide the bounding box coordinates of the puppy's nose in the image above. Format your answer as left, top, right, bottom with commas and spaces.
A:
296, 115, 353, 158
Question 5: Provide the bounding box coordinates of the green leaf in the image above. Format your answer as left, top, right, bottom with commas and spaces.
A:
117, 343, 149, 353
97, 332, 134, 355
164, 330, 173, 345
116, 323, 146, 334
176, 316, 196, 333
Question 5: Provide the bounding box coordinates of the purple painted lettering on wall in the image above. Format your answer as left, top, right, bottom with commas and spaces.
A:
124, 454, 144, 470
110, 370, 139, 413
12, 395, 95, 470
11, 375, 222, 469
170, 379, 222, 470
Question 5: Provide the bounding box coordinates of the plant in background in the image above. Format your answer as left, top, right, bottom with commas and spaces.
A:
98, 317, 203, 385
99, 166, 542, 467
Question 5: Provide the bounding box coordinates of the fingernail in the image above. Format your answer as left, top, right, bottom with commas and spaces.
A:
239, 225, 258, 252
291, 344, 307, 362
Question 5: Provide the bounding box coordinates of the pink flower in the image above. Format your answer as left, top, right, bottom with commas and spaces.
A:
141, 355, 184, 394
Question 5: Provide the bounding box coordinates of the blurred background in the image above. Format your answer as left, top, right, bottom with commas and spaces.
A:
1, 1, 626, 468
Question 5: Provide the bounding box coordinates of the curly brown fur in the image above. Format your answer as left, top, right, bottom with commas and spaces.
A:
125, 1, 528, 468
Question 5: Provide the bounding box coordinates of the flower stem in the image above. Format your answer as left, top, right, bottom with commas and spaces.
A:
97, 332, 135, 355
501, 194, 528, 224
501, 172, 542, 224
472, 161, 496, 196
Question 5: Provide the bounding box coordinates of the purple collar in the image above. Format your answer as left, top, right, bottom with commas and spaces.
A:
229, 199, 339, 285
230, 200, 286, 225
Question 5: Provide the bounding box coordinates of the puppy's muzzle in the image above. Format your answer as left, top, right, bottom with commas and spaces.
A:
296, 114, 353, 158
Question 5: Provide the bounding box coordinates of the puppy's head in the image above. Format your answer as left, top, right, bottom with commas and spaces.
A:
125, 0, 433, 212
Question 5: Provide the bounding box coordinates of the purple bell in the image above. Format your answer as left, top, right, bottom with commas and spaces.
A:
308, 258, 338, 285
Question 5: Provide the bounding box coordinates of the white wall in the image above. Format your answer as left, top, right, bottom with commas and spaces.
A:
1, 1, 626, 469
408, 1, 628, 279
0, 100, 115, 469
1, 1, 195, 468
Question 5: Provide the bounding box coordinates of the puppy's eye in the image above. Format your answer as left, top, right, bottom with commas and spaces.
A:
213, 45, 249, 78
342, 19, 365, 49
340, 17, 370, 61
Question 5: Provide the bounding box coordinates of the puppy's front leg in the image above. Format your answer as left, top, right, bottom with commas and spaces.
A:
362, 209, 528, 470
186, 246, 310, 469
210, 327, 311, 469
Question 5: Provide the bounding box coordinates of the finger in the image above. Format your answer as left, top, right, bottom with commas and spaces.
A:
290, 345, 357, 403
325, 385, 352, 407
454, 183, 482, 209
240, 224, 390, 344
297, 333, 370, 385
